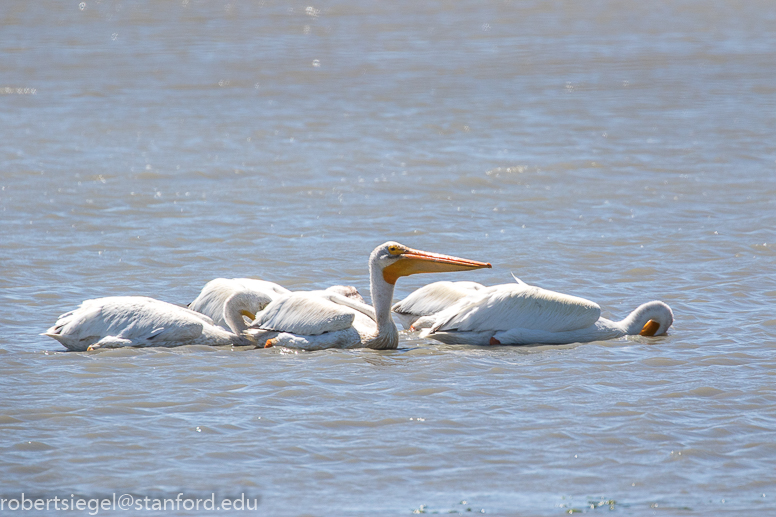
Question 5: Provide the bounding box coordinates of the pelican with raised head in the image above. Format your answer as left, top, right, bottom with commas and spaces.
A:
420, 276, 673, 346
253, 242, 491, 350
44, 296, 255, 351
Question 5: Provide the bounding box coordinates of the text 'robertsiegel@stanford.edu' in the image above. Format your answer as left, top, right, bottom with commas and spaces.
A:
0, 493, 261, 514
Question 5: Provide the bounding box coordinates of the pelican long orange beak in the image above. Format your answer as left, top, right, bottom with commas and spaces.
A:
382, 246, 491, 284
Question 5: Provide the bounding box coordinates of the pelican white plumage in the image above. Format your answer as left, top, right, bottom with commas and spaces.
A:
252, 241, 491, 350
420, 277, 673, 346
391, 280, 485, 330
43, 296, 254, 351
188, 278, 290, 333
322, 285, 366, 303
188, 278, 366, 334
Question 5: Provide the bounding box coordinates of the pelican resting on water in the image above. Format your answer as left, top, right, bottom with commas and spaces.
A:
43, 296, 254, 351
417, 276, 673, 346
391, 280, 485, 330
188, 278, 290, 333
187, 277, 365, 334
252, 241, 491, 350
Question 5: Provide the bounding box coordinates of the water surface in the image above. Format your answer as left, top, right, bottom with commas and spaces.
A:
1, 1, 775, 515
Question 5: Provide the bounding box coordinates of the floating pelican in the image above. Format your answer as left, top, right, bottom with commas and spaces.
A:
188, 278, 365, 333
43, 296, 254, 351
391, 281, 485, 330
253, 242, 491, 350
188, 278, 289, 333
420, 277, 673, 346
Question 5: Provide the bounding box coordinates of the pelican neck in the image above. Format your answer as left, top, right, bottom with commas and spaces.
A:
368, 260, 399, 345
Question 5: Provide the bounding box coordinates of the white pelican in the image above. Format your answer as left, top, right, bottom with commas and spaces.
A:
188, 278, 289, 333
252, 242, 491, 350
188, 278, 365, 334
43, 296, 254, 351
420, 277, 673, 346
391, 280, 485, 330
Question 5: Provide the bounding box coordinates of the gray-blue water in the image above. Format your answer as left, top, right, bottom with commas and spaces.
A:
2, 1, 775, 515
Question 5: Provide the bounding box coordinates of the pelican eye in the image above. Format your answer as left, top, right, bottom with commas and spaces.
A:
388, 245, 405, 256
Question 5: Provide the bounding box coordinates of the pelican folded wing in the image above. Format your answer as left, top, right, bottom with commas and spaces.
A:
392, 281, 485, 317
433, 283, 601, 334
252, 293, 356, 336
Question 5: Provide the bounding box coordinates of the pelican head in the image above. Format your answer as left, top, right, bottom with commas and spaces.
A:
372, 241, 492, 284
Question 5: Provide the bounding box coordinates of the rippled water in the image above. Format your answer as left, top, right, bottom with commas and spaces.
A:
2, 1, 775, 515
